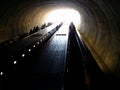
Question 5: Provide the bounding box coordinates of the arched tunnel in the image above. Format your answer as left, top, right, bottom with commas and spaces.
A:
0, 0, 120, 89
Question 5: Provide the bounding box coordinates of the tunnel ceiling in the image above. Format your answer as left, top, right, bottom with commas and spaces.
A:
0, 0, 120, 76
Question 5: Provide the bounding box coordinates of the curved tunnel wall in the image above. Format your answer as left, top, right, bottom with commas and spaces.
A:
0, 0, 120, 76
79, 0, 120, 75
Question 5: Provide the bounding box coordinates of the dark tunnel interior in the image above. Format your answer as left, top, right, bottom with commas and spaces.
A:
0, 0, 120, 89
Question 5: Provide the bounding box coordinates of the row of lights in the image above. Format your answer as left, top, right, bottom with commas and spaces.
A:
0, 28, 56, 76
12, 34, 49, 65
4, 40, 13, 46
0, 40, 13, 49
0, 35, 49, 76
0, 41, 14, 76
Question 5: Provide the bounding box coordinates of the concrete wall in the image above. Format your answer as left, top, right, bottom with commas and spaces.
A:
79, 0, 120, 75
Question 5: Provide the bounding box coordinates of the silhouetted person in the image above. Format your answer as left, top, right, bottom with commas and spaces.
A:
69, 22, 76, 34
29, 29, 33, 35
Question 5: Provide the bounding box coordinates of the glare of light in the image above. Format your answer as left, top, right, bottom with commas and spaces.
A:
22, 54, 25, 57
45, 8, 81, 28
0, 72, 3, 75
33, 45, 36, 47
28, 49, 31, 52
13, 61, 17, 64
10, 41, 13, 43
37, 42, 39, 44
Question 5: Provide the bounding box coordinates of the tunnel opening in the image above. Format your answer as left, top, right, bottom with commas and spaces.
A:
44, 8, 81, 30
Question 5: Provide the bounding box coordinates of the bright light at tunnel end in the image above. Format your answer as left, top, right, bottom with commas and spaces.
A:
45, 8, 81, 28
